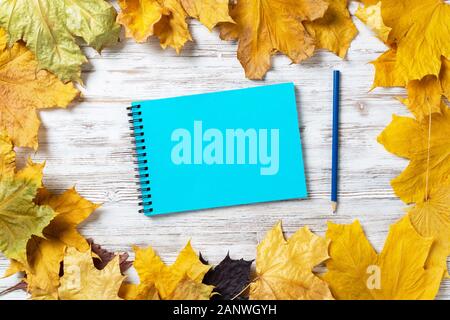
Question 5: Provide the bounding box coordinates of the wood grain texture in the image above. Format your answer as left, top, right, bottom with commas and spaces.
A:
1, 3, 449, 299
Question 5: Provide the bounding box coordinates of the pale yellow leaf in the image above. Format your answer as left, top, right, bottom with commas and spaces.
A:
377, 104, 450, 203
132, 241, 212, 300
58, 247, 125, 300
323, 218, 443, 299
249, 222, 333, 300
408, 183, 450, 273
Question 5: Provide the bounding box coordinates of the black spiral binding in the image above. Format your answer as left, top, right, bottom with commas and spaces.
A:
127, 105, 153, 215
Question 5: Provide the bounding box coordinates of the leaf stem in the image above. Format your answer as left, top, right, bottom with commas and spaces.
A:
231, 277, 258, 300
424, 107, 432, 201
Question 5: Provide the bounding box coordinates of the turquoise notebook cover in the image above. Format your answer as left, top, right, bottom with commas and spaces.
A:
129, 83, 307, 216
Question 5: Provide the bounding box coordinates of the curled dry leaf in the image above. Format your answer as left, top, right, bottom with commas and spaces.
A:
305, 0, 358, 59
0, 0, 120, 82
0, 29, 79, 149
120, 241, 213, 300
117, 0, 233, 53
219, 0, 329, 80
118, 0, 191, 52
323, 218, 443, 299
180, 0, 234, 31
249, 222, 333, 300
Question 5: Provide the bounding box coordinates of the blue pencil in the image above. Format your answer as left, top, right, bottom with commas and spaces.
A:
331, 70, 340, 213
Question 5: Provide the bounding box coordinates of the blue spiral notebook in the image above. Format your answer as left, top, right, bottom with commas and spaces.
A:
128, 83, 307, 216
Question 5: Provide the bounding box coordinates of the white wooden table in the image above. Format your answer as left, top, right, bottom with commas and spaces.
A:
1, 3, 449, 299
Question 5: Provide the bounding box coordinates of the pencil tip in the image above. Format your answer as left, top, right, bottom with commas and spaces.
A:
331, 201, 337, 213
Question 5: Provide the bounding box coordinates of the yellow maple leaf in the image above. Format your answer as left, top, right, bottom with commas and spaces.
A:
305, 0, 358, 58
406, 76, 443, 120
119, 283, 160, 300
129, 241, 213, 300
377, 104, 450, 204
323, 217, 444, 299
118, 0, 191, 53
120, 277, 213, 300
249, 222, 333, 300
219, 0, 329, 80
0, 0, 120, 83
118, 0, 232, 53
371, 49, 404, 88
0, 29, 79, 149
408, 183, 450, 274
167, 277, 213, 300
355, 1, 390, 43
58, 247, 125, 300
381, 0, 450, 82
35, 188, 100, 252
0, 132, 99, 295
117, 0, 166, 43
0, 133, 55, 265
21, 238, 65, 300
361, 1, 449, 120
5, 187, 100, 299
372, 47, 449, 120
180, 0, 234, 31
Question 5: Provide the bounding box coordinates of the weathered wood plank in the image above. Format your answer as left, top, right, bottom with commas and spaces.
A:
1, 4, 448, 299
